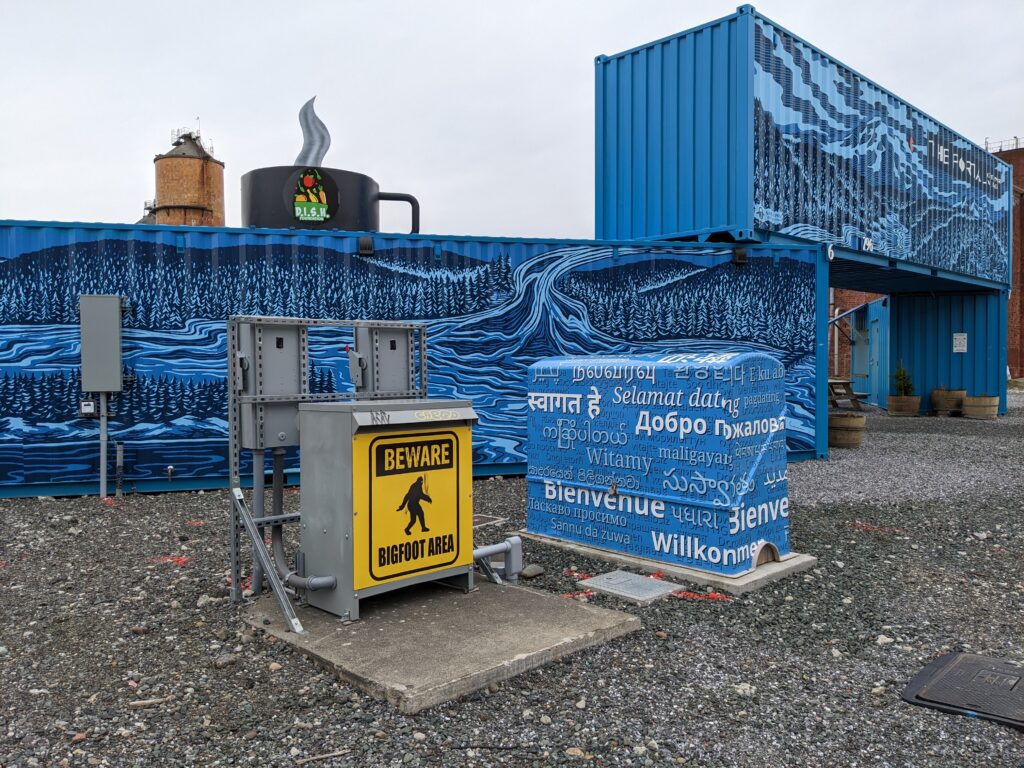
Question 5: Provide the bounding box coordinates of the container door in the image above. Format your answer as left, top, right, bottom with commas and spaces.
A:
868, 319, 882, 405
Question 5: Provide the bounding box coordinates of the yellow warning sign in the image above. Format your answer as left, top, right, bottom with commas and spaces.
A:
352, 428, 473, 590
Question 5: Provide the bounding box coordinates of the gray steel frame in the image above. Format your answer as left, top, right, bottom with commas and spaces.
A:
227, 315, 428, 608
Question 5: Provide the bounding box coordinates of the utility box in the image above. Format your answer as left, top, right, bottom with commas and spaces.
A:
299, 400, 476, 620
526, 351, 790, 576
351, 326, 418, 394
236, 320, 306, 449
79, 295, 122, 393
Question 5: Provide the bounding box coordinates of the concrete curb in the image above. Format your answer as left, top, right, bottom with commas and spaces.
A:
520, 530, 817, 595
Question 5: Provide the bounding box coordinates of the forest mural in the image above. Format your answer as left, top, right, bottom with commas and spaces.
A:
0, 227, 818, 489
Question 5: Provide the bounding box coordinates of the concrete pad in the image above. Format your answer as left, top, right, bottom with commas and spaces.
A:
521, 531, 817, 595
243, 581, 639, 714
578, 570, 679, 604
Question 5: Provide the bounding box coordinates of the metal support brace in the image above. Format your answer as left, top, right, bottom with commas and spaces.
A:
476, 556, 503, 585
231, 488, 304, 634
99, 392, 108, 499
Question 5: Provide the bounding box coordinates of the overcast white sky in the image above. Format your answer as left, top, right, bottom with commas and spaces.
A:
1, 1, 1021, 238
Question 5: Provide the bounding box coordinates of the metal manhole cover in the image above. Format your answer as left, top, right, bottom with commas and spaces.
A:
903, 653, 1024, 730
577, 570, 678, 604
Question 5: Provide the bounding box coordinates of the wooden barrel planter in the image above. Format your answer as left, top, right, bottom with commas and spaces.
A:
962, 395, 999, 420
887, 395, 921, 417
828, 412, 866, 448
931, 388, 966, 416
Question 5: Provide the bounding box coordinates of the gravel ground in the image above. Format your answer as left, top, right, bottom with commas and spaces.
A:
2, 399, 1024, 767
789, 390, 1024, 505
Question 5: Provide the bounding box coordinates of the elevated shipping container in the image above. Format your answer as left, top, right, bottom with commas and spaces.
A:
595, 4, 1013, 288
0, 220, 827, 496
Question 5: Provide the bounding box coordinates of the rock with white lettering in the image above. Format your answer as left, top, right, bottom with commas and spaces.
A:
525, 352, 790, 576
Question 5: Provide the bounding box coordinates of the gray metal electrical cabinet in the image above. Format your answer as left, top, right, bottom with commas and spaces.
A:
352, 326, 415, 393
79, 295, 123, 392
298, 399, 477, 620
237, 321, 306, 449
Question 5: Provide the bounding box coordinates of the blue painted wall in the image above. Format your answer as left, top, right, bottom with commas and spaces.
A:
889, 292, 1008, 413
0, 221, 823, 495
595, 6, 1012, 287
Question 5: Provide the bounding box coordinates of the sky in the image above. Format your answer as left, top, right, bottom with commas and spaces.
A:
1, 1, 1022, 239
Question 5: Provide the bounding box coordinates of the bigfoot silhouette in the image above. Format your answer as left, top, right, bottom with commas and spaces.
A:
398, 476, 431, 536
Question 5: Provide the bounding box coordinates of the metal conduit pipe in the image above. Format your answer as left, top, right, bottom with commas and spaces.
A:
271, 448, 285, 517
473, 535, 523, 584
250, 449, 266, 594
266, 447, 335, 590
270, 524, 337, 591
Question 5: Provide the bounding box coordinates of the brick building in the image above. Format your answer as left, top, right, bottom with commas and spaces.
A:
993, 145, 1024, 378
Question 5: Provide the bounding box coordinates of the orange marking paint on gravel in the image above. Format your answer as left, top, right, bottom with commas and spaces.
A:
184, 520, 205, 527
561, 589, 597, 600
563, 569, 593, 580
152, 555, 191, 566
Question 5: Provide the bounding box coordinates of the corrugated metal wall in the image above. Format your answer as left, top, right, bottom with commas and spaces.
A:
889, 292, 1008, 413
752, 15, 1012, 285
594, 8, 753, 241
0, 221, 826, 494
594, 7, 1012, 288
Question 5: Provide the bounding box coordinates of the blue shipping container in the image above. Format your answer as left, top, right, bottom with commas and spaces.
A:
847, 292, 1007, 413
595, 5, 1013, 286
0, 220, 826, 496
889, 292, 1008, 413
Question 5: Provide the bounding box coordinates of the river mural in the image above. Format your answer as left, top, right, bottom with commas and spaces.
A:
0, 226, 818, 490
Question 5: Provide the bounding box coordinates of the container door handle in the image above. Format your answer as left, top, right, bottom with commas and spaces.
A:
376, 191, 420, 234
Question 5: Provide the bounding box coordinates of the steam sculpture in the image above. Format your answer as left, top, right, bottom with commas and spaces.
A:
241, 97, 419, 232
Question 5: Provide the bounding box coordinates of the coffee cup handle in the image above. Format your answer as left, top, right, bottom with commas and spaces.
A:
376, 192, 420, 234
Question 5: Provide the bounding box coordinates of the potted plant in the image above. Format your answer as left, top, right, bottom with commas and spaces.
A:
931, 384, 966, 416
888, 363, 921, 417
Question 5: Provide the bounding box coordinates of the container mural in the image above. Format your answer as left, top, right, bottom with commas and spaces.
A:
526, 352, 791, 575
594, 6, 1012, 285
0, 223, 819, 493
752, 15, 1011, 284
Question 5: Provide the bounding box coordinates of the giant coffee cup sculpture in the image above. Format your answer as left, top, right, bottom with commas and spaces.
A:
241, 97, 419, 232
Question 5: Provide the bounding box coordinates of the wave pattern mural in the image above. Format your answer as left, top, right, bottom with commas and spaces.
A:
753, 18, 1011, 284
0, 228, 817, 489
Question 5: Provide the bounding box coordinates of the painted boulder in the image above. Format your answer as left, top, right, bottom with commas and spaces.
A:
526, 351, 790, 576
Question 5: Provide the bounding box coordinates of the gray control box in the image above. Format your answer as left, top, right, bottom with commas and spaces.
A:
237, 321, 306, 449
79, 295, 122, 393
352, 326, 414, 394
299, 399, 477, 620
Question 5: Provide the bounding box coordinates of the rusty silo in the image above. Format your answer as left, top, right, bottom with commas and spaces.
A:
142, 129, 224, 227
